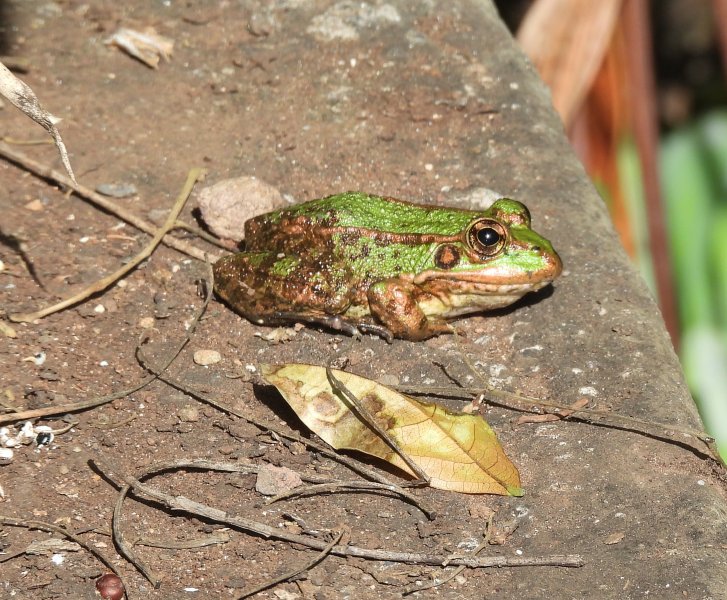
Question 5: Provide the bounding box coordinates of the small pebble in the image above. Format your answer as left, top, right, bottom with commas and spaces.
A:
378, 373, 399, 387
255, 464, 303, 496
177, 406, 200, 423
138, 317, 155, 329
24, 199, 44, 211
193, 349, 221, 366
197, 176, 286, 242
96, 182, 138, 198
147, 208, 169, 225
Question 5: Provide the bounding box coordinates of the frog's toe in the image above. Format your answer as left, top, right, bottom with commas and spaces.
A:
356, 322, 394, 343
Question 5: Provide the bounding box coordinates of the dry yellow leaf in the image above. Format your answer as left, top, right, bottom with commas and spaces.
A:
261, 364, 522, 496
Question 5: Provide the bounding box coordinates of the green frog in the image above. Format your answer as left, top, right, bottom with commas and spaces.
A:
213, 191, 562, 341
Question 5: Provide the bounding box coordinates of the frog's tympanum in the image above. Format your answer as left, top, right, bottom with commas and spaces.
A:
213, 192, 562, 341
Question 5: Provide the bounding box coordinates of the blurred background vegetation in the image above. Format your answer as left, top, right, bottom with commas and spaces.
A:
495, 0, 727, 458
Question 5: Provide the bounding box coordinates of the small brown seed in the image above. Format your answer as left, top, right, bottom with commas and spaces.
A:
96, 573, 125, 600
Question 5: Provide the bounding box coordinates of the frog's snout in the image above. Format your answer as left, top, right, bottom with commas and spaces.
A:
543, 248, 563, 281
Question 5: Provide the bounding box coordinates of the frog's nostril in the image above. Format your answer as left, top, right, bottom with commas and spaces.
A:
532, 245, 541, 252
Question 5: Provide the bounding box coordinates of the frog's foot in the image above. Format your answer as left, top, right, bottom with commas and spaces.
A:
353, 322, 394, 343
271, 311, 393, 342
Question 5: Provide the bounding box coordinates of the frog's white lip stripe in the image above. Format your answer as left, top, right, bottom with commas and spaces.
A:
434, 279, 550, 295
411, 270, 557, 288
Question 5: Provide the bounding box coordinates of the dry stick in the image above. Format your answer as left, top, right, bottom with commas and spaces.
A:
9, 167, 205, 323
116, 458, 425, 513
1, 136, 53, 145
406, 381, 723, 465
0, 263, 214, 427
93, 456, 583, 570
403, 515, 495, 595
0, 375, 154, 426
109, 457, 425, 587
326, 365, 429, 485
266, 480, 427, 510
112, 477, 163, 588
235, 529, 344, 600
0, 141, 221, 262
109, 460, 263, 588
0, 515, 125, 582
135, 533, 231, 550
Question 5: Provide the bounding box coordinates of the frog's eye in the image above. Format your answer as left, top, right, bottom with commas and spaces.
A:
466, 219, 507, 256
477, 227, 500, 247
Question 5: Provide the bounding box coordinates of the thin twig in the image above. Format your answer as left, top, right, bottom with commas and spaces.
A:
109, 457, 308, 587
0, 375, 155, 426
0, 263, 214, 427
0, 515, 125, 581
266, 480, 431, 515
112, 477, 163, 588
135, 532, 231, 549
410, 330, 724, 465
407, 380, 723, 465
0, 141, 221, 261
9, 168, 206, 323
326, 365, 429, 485
92, 456, 584, 569
235, 530, 344, 600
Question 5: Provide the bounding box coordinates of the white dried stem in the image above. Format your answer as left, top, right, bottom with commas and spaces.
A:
0, 60, 76, 183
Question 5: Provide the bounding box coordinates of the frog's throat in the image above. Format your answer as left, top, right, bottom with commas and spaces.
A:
416, 279, 553, 317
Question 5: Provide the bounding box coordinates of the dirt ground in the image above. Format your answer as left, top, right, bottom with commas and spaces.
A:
1, 1, 724, 599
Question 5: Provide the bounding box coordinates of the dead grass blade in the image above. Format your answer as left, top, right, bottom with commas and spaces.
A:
8, 168, 205, 323
0, 141, 221, 261
0, 61, 76, 183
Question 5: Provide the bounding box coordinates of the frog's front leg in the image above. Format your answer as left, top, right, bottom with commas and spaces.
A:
367, 279, 452, 341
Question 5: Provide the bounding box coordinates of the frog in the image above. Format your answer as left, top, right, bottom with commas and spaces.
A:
213, 191, 562, 341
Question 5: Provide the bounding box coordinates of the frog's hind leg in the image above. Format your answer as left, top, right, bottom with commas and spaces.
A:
213, 251, 390, 339
213, 251, 291, 323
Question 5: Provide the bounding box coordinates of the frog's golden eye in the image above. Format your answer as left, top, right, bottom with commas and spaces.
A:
466, 219, 507, 256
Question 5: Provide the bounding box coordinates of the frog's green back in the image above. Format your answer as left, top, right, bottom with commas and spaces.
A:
270, 192, 481, 235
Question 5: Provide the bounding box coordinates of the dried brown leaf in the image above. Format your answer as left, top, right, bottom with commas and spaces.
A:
261, 364, 522, 495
